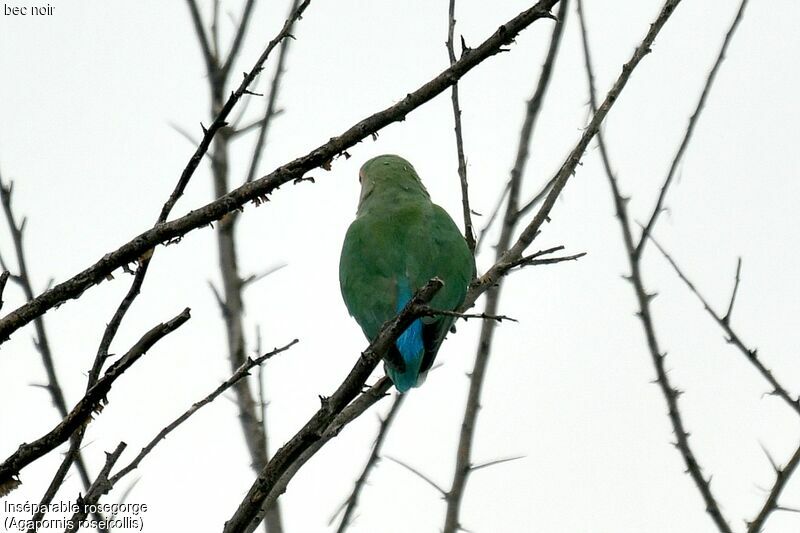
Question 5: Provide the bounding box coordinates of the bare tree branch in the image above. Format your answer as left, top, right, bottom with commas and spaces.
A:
447, 0, 476, 254
444, 3, 569, 529
63, 442, 127, 533
185, 0, 218, 76
211, 0, 221, 60
635, 0, 750, 258
0, 309, 190, 496
332, 393, 406, 533
577, 0, 750, 530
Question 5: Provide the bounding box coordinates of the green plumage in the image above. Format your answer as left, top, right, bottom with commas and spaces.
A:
339, 154, 475, 391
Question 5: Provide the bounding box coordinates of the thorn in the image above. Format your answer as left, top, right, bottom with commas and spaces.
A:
459, 35, 472, 57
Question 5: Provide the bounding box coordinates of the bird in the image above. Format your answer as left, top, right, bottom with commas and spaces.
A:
339, 154, 475, 392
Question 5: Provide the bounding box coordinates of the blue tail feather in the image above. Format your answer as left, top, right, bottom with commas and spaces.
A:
386, 280, 425, 392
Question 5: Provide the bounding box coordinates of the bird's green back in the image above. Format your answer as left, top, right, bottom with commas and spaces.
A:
339, 155, 475, 390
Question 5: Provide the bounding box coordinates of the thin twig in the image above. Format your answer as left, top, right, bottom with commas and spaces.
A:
385, 456, 447, 496
475, 180, 509, 254
211, 0, 221, 60
516, 174, 557, 218
723, 257, 742, 323
508, 250, 586, 270
169, 122, 218, 166
469, 455, 525, 472
185, 0, 217, 76
419, 306, 517, 323
447, 0, 476, 254
747, 443, 800, 533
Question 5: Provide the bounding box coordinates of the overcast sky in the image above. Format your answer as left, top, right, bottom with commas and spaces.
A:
2, 1, 800, 532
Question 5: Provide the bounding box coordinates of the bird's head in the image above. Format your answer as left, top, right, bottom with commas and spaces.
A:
357, 154, 430, 210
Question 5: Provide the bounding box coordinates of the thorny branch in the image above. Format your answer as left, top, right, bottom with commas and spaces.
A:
444, 2, 569, 530
635, 0, 750, 258
578, 0, 750, 531
650, 240, 800, 417
650, 240, 800, 531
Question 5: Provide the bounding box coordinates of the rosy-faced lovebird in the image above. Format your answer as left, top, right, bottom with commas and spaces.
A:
339, 155, 475, 392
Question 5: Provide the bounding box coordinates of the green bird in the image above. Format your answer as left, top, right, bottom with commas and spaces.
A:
339, 155, 475, 392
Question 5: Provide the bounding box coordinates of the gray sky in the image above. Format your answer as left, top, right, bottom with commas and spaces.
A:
1, 1, 799, 532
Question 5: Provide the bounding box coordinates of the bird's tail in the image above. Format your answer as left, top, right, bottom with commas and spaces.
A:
387, 281, 426, 392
